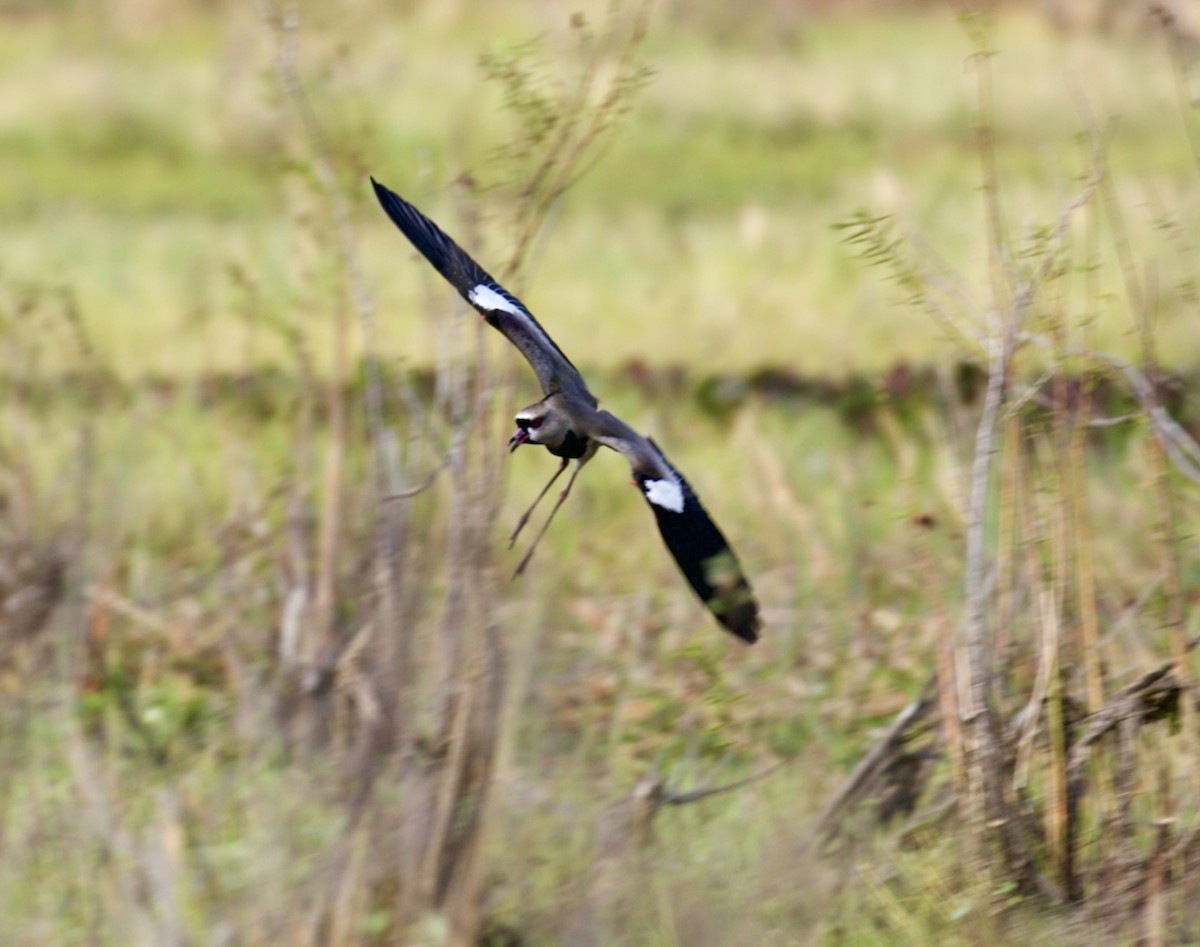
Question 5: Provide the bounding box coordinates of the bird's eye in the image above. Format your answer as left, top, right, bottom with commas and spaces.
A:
530, 417, 544, 429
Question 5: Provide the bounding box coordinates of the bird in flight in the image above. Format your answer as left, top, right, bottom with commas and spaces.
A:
371, 178, 761, 643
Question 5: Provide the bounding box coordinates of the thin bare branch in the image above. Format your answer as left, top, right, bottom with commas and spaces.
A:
801, 676, 937, 851
662, 760, 789, 807
384, 456, 452, 502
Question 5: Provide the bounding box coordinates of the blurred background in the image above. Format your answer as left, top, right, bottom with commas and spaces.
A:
3, 0, 1200, 944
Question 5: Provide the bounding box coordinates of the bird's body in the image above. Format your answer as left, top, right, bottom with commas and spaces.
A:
371, 178, 761, 643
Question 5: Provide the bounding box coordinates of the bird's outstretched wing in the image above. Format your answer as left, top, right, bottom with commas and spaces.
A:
589, 410, 761, 643
371, 178, 593, 402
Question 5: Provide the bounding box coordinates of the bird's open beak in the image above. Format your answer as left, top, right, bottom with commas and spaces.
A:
508, 428, 530, 452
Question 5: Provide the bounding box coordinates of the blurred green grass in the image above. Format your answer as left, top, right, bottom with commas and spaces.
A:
5, 2, 1200, 377
7, 368, 1179, 943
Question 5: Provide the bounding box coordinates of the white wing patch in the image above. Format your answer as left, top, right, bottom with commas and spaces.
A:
468, 283, 522, 316
644, 478, 684, 513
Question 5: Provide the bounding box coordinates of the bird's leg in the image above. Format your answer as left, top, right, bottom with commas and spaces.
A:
508, 457, 568, 549
512, 460, 585, 578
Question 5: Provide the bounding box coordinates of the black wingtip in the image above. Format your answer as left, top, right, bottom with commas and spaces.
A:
370, 177, 419, 237
722, 597, 761, 644
369, 177, 488, 297
369, 176, 395, 209
710, 562, 761, 644
636, 452, 762, 645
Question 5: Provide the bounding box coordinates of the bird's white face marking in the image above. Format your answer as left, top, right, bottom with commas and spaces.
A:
468, 283, 522, 316
644, 478, 684, 513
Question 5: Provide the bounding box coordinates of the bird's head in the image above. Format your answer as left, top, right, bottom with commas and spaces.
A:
509, 401, 569, 452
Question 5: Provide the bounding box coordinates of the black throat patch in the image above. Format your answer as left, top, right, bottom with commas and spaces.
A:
549, 429, 590, 459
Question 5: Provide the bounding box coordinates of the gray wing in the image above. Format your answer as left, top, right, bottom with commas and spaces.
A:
371, 178, 595, 404
590, 411, 762, 644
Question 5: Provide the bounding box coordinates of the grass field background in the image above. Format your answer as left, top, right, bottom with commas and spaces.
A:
3, 1, 1200, 944
6, 1, 1199, 376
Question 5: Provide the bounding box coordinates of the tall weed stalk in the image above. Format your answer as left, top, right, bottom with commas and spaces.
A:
834, 8, 1200, 936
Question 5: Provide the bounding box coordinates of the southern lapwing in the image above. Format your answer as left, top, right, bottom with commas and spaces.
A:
371, 179, 761, 643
